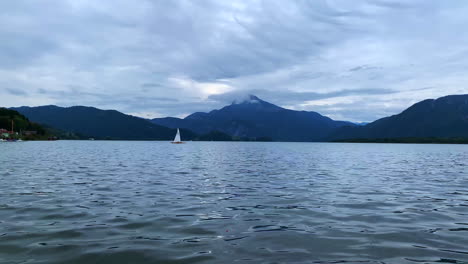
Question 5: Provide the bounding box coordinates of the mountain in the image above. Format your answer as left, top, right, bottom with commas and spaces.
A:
11, 94, 468, 142
197, 130, 235, 141
152, 95, 354, 141
0, 108, 48, 139
12, 105, 196, 140
330, 94, 468, 140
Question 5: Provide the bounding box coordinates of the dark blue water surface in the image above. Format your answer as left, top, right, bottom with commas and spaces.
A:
1, 141, 467, 264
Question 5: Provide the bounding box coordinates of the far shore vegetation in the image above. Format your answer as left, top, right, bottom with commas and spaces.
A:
0, 108, 52, 140
332, 137, 468, 144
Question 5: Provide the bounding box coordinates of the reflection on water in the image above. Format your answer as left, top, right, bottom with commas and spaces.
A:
0, 141, 467, 263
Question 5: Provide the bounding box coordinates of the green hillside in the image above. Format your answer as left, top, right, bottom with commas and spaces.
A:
0, 108, 48, 140
12, 105, 197, 140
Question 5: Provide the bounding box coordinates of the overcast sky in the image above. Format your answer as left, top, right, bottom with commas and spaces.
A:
1, 0, 468, 122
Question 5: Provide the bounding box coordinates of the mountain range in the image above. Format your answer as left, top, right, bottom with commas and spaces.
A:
11, 105, 196, 140
9, 94, 468, 142
329, 94, 468, 141
152, 95, 354, 141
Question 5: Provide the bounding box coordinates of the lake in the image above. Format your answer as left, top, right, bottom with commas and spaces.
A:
0, 141, 467, 264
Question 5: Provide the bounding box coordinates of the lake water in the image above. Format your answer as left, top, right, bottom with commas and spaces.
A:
1, 141, 467, 264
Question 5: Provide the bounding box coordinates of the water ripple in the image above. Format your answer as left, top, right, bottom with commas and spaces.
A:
0, 141, 467, 263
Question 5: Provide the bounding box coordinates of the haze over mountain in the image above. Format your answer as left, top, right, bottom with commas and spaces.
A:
152, 95, 354, 141
12, 105, 196, 140
330, 94, 468, 140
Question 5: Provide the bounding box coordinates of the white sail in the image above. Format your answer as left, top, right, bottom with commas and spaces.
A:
173, 128, 181, 142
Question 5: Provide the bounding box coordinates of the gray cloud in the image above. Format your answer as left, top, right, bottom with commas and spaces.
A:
5, 87, 28, 96
141, 83, 162, 88
1, 0, 468, 121
208, 88, 398, 105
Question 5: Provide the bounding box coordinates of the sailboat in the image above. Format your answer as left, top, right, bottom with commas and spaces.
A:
171, 128, 184, 144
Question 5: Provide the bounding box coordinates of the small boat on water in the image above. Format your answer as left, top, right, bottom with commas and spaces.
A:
171, 128, 184, 144
3, 138, 21, 142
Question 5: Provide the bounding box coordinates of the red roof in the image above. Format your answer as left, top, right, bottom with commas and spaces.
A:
0, 129, 13, 133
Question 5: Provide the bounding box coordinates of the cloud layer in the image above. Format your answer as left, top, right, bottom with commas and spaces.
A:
1, 0, 468, 121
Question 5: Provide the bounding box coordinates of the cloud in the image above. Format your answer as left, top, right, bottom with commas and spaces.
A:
5, 87, 28, 96
1, 0, 468, 121
208, 88, 398, 104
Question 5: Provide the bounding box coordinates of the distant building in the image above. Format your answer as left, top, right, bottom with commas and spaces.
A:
0, 128, 16, 138
1, 129, 10, 138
